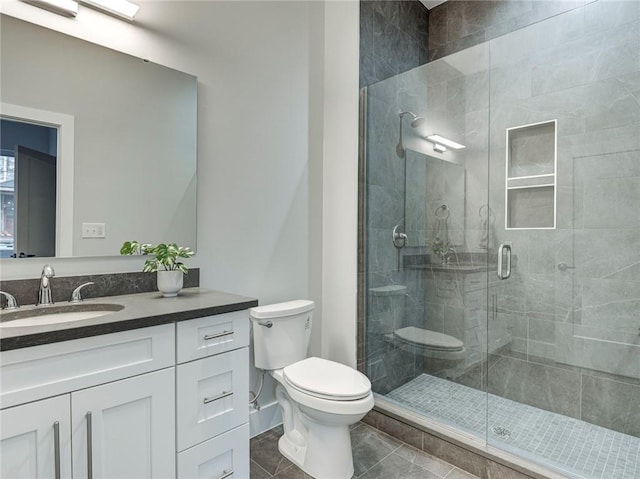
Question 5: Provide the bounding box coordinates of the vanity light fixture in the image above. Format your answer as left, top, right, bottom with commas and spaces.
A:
425, 134, 466, 153
433, 143, 447, 153
22, 0, 79, 17
80, 0, 139, 19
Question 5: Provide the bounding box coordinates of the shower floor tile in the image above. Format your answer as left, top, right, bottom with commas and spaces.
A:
387, 374, 640, 479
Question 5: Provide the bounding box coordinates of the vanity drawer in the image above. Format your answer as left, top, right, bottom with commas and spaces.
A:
177, 423, 249, 479
463, 273, 486, 293
177, 310, 249, 364
176, 347, 249, 451
0, 324, 175, 409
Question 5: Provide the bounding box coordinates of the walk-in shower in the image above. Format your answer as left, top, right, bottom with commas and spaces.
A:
360, 2, 640, 478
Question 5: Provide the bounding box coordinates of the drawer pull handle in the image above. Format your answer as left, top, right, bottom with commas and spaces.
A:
204, 391, 233, 404
216, 470, 233, 479
204, 330, 234, 341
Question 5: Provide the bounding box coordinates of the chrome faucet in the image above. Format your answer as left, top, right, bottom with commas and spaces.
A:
0, 291, 19, 310
37, 264, 55, 306
70, 282, 94, 303
444, 247, 457, 264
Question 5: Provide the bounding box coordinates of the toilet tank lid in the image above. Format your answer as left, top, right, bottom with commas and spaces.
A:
250, 300, 315, 319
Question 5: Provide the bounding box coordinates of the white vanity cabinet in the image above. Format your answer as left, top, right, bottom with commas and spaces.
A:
0, 306, 251, 479
71, 368, 175, 479
176, 310, 250, 479
0, 395, 72, 479
0, 324, 176, 479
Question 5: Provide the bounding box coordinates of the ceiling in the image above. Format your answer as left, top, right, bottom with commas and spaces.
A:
420, 0, 447, 9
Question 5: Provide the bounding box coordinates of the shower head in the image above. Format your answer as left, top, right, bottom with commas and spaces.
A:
399, 111, 425, 128
396, 111, 426, 158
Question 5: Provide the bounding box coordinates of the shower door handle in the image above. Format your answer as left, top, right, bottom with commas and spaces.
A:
497, 244, 511, 280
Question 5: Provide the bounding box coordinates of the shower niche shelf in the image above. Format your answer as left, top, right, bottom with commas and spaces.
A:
505, 120, 557, 230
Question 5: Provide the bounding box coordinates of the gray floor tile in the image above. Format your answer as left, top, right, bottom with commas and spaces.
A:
270, 464, 315, 479
394, 444, 455, 477
250, 432, 294, 476
444, 468, 481, 479
251, 459, 273, 479
358, 452, 442, 479
250, 421, 472, 479
351, 423, 403, 476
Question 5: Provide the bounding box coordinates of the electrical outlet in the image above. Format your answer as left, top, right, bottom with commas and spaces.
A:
82, 223, 106, 238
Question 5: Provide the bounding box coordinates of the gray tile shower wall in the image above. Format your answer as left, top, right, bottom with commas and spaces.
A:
428, 0, 589, 62
359, 0, 429, 88
360, 0, 640, 441
0, 268, 200, 307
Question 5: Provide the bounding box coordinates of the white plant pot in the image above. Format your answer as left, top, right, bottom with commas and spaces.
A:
157, 270, 183, 297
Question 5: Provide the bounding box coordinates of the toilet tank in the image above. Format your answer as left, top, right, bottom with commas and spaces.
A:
250, 300, 314, 370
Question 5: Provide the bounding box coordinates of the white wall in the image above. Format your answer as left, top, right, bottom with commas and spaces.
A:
0, 0, 360, 435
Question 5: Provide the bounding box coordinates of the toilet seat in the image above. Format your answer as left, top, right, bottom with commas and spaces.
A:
283, 357, 371, 401
393, 326, 464, 351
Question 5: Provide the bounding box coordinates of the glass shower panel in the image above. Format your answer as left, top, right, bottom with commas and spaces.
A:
363, 43, 491, 441
487, 3, 640, 478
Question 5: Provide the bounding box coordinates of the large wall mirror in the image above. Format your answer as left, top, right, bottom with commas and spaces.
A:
405, 149, 465, 248
0, 15, 197, 259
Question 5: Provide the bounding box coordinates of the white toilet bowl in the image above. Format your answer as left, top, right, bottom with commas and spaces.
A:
392, 326, 466, 372
271, 358, 374, 479
250, 301, 374, 479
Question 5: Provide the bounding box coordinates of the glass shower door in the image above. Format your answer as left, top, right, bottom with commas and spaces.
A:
363, 42, 492, 445
486, 3, 640, 478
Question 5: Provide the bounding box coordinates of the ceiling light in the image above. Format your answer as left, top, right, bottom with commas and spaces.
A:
22, 0, 79, 17
80, 0, 139, 19
425, 135, 466, 150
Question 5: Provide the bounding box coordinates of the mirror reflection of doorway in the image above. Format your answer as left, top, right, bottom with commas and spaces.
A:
0, 119, 57, 258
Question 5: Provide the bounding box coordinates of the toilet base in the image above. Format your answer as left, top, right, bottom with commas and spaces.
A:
278, 416, 355, 479
278, 433, 307, 472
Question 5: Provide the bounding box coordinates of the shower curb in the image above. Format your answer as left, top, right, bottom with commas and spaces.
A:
365, 400, 575, 479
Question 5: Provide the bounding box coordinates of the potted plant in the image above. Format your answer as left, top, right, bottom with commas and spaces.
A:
120, 241, 194, 297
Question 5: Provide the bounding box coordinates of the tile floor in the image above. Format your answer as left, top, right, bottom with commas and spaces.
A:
389, 374, 640, 479
250, 422, 480, 479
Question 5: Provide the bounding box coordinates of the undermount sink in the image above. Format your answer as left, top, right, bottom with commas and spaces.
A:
0, 303, 124, 328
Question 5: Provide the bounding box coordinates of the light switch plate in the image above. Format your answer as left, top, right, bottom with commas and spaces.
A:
82, 223, 106, 238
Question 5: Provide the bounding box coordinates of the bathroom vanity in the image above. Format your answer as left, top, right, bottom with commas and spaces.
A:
0, 288, 257, 479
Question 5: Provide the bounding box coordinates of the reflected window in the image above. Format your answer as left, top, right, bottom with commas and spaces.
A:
0, 154, 15, 258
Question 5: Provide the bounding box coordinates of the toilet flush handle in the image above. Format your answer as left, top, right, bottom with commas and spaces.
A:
258, 320, 273, 328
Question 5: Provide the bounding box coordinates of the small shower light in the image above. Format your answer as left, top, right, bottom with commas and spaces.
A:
433, 143, 447, 153
426, 135, 466, 150
81, 0, 139, 19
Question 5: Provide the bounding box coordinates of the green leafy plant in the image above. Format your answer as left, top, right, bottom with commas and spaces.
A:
426, 237, 447, 256
120, 241, 194, 273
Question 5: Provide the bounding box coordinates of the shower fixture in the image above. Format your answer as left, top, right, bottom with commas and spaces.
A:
425, 134, 466, 153
396, 111, 425, 158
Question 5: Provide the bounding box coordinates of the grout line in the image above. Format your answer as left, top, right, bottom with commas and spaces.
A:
250, 459, 273, 479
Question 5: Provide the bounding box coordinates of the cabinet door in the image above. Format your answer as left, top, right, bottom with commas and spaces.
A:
177, 424, 249, 479
71, 368, 175, 479
0, 395, 72, 479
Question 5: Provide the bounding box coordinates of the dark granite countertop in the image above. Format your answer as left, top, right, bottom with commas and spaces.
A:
405, 263, 492, 274
0, 288, 258, 351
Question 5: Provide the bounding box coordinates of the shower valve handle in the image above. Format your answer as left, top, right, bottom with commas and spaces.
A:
557, 263, 576, 272
392, 224, 408, 249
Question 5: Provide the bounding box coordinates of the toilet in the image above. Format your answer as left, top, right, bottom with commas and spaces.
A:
392, 326, 466, 372
250, 300, 374, 479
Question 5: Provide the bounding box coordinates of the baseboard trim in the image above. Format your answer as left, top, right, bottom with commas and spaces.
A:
249, 400, 282, 438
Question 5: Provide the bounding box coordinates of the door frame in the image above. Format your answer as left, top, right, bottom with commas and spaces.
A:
0, 103, 74, 257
